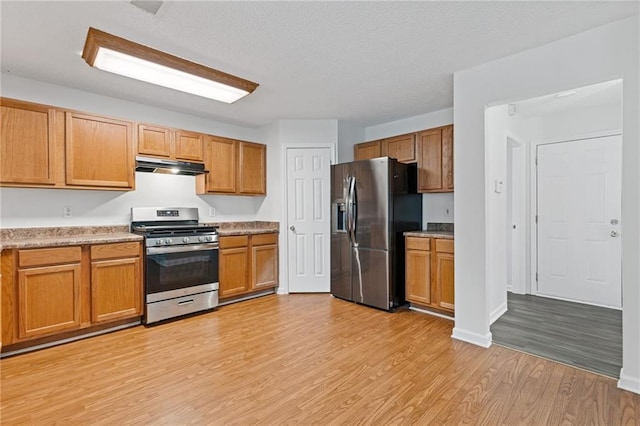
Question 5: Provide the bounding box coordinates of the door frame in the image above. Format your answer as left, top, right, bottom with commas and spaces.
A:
279, 144, 336, 294
506, 132, 528, 295
529, 129, 622, 299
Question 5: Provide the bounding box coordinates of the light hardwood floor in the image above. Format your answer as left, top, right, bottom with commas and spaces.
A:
1, 294, 638, 424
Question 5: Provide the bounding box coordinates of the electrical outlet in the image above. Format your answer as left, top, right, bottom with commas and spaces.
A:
63, 206, 73, 218
209, 207, 217, 217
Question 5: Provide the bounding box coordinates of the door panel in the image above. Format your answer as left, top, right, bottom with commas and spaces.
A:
287, 147, 331, 292
352, 248, 390, 310
537, 136, 621, 308
330, 233, 352, 301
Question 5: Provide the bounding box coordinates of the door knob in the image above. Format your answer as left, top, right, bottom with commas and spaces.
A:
289, 225, 296, 232
611, 231, 619, 237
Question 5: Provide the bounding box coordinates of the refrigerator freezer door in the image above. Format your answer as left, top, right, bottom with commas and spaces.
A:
351, 247, 391, 311
352, 158, 391, 251
330, 232, 352, 301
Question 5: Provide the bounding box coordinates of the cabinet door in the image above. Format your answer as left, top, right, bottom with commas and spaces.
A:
354, 141, 381, 161
382, 134, 416, 163
238, 142, 266, 195
435, 252, 455, 311
442, 125, 454, 191
18, 263, 81, 339
252, 243, 278, 290
1, 99, 57, 185
204, 137, 237, 193
219, 247, 249, 298
66, 112, 134, 188
175, 130, 204, 162
405, 237, 431, 305
91, 257, 142, 323
138, 124, 171, 158
417, 129, 443, 192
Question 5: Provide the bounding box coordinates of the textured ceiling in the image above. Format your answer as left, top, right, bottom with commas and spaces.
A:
1, 1, 637, 128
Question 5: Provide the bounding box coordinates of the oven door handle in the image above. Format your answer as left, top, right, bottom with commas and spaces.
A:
146, 243, 219, 255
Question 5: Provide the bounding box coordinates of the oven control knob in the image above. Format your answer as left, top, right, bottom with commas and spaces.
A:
198, 236, 206, 242
206, 235, 214, 242
166, 239, 172, 245
182, 237, 190, 243
155, 240, 162, 246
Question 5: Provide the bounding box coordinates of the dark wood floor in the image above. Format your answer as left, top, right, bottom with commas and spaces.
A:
2, 294, 637, 424
491, 292, 622, 378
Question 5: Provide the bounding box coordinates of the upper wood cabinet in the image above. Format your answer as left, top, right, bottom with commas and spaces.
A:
137, 124, 204, 162
354, 140, 382, 161
0, 98, 60, 185
197, 136, 266, 196
66, 112, 135, 189
417, 125, 453, 193
239, 142, 266, 195
381, 133, 416, 163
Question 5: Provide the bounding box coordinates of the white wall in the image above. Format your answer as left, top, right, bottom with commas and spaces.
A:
364, 108, 455, 228
0, 74, 282, 228
485, 104, 509, 324
337, 121, 365, 163
453, 15, 640, 394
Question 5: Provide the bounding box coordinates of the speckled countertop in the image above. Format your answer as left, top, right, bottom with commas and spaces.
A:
403, 230, 454, 239
0, 222, 279, 250
404, 222, 454, 239
0, 226, 143, 249
209, 221, 279, 236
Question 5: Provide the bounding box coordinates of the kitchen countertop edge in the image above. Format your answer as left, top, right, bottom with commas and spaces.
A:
403, 231, 454, 239
217, 228, 279, 236
1, 233, 144, 250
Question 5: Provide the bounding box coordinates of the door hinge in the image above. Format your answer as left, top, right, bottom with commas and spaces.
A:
535, 273, 538, 282
535, 214, 538, 224
535, 156, 538, 166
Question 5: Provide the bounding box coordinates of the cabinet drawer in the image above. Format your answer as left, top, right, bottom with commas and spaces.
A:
220, 235, 249, 249
91, 242, 140, 260
435, 239, 454, 253
252, 233, 278, 246
406, 237, 430, 251
19, 246, 81, 267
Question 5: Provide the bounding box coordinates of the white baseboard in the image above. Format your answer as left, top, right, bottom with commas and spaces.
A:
451, 327, 492, 348
409, 305, 454, 321
489, 301, 508, 325
618, 369, 640, 394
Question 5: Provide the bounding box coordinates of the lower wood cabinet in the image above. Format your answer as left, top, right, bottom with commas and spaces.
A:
405, 236, 454, 313
219, 233, 278, 300
17, 247, 82, 339
90, 242, 142, 323
1, 242, 143, 348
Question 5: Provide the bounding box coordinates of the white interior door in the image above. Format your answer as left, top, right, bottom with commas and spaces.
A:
286, 147, 331, 292
537, 135, 621, 308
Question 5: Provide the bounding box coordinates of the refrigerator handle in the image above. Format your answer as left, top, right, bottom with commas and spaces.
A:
348, 176, 358, 247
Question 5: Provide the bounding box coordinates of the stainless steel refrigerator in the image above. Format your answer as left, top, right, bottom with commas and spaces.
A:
330, 157, 422, 311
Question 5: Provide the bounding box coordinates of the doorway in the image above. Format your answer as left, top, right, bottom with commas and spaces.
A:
489, 79, 623, 378
285, 146, 333, 293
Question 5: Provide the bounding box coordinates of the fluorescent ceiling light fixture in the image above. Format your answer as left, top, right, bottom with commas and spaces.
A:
556, 90, 577, 98
82, 27, 258, 104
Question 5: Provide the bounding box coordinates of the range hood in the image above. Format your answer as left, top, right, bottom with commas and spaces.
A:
135, 156, 208, 176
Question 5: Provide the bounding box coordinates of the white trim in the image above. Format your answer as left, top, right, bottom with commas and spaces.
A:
505, 131, 528, 295
618, 369, 640, 394
281, 144, 336, 295
409, 305, 454, 321
490, 301, 508, 324
534, 292, 622, 311
451, 327, 492, 348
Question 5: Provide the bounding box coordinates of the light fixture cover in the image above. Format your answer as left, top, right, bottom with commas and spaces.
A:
82, 27, 258, 104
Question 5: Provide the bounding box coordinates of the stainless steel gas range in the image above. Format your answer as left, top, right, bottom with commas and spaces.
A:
131, 207, 219, 324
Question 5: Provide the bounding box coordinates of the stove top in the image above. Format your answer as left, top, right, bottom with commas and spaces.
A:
131, 207, 218, 248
